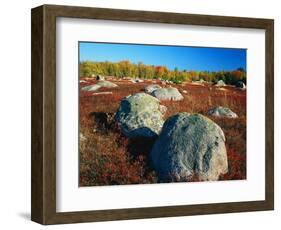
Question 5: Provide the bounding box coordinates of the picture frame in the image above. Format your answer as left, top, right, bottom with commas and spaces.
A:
31, 4, 274, 225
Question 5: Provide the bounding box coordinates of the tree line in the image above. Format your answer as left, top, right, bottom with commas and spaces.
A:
80, 60, 246, 85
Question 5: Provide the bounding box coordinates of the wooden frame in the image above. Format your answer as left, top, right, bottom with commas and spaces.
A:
31, 4, 274, 225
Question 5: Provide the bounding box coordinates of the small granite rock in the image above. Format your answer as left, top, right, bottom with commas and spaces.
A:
151, 87, 184, 101
96, 75, 105, 81
96, 80, 118, 88
236, 81, 246, 90
215, 80, 226, 87
208, 106, 238, 118
82, 81, 118, 92
82, 84, 101, 92
145, 84, 162, 94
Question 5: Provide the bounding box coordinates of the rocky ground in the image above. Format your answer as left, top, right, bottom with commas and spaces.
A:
79, 77, 246, 186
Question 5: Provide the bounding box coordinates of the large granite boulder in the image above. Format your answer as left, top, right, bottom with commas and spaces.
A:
145, 84, 162, 94
208, 106, 238, 118
150, 113, 228, 182
151, 87, 184, 101
115, 93, 165, 138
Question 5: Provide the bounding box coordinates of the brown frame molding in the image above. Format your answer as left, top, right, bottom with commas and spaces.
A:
31, 4, 274, 225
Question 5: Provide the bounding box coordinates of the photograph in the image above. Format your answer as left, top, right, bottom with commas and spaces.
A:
29, 3, 274, 224
79, 42, 247, 186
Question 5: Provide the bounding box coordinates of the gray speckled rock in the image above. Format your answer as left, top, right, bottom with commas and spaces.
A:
208, 106, 238, 118
131, 78, 144, 83
150, 113, 228, 182
151, 87, 184, 101
135, 78, 144, 83
96, 75, 105, 81
145, 84, 162, 94
236, 81, 246, 90
82, 84, 101, 92
96, 80, 118, 88
81, 81, 118, 92
115, 93, 165, 138
215, 80, 226, 87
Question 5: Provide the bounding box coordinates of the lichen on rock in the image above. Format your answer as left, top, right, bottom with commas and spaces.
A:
115, 93, 165, 138
150, 113, 228, 182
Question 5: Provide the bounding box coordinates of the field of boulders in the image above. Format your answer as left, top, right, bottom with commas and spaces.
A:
79, 76, 246, 186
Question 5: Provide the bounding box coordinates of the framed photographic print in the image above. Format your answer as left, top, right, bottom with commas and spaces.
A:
31, 4, 274, 225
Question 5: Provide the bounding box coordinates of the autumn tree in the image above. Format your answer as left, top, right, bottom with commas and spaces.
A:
79, 61, 246, 85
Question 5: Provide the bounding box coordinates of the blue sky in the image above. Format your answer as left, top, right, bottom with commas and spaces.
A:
79, 42, 246, 72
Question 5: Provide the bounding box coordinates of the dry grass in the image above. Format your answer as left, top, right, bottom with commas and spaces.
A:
79, 78, 246, 186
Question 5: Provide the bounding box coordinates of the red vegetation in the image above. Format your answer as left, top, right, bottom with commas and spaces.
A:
79, 78, 246, 186
220, 147, 246, 180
